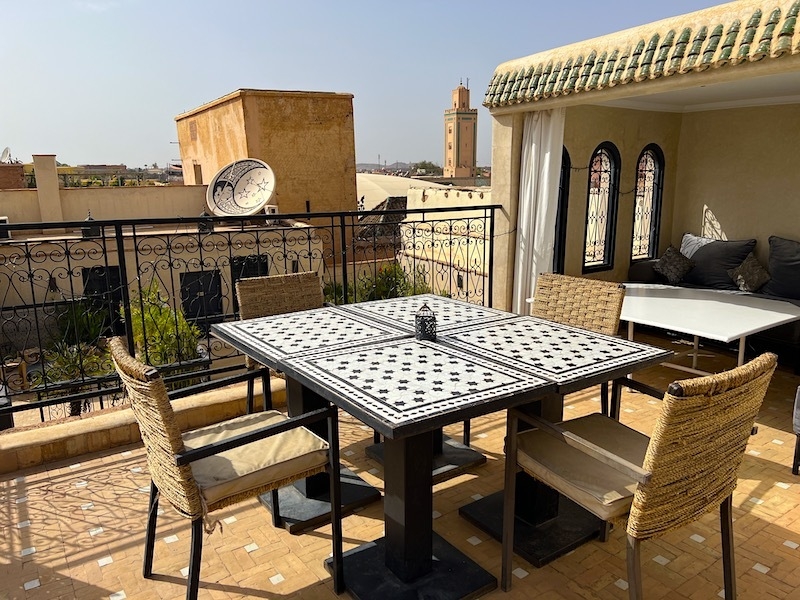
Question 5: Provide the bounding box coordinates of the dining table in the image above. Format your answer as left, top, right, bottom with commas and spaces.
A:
211, 294, 670, 599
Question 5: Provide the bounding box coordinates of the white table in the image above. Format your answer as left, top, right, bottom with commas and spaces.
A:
621, 283, 800, 374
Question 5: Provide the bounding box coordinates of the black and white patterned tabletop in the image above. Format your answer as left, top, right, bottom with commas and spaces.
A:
281, 338, 552, 436
211, 307, 408, 367
441, 316, 671, 386
338, 294, 515, 334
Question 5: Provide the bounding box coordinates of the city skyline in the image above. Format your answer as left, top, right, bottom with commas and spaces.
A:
3, 0, 720, 170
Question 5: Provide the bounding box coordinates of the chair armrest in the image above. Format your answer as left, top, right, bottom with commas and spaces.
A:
175, 405, 336, 466
616, 377, 663, 400
510, 409, 652, 485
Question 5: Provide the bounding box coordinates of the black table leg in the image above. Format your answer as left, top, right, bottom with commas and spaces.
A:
458, 394, 603, 567
259, 378, 381, 534
327, 430, 497, 599
365, 426, 486, 484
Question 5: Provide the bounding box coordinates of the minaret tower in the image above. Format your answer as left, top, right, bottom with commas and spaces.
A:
443, 80, 477, 178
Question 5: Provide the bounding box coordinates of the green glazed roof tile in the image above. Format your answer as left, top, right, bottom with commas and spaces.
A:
653, 30, 675, 76
484, 0, 800, 108
555, 58, 574, 95
700, 24, 725, 69
737, 9, 763, 59
600, 49, 618, 88
668, 27, 692, 74
588, 51, 608, 89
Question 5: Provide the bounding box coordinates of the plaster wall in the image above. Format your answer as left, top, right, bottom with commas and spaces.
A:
175, 94, 248, 186
58, 185, 207, 221
241, 91, 357, 215
0, 190, 42, 224
672, 103, 800, 263
561, 105, 682, 282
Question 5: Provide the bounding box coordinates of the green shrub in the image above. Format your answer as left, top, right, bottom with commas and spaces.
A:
355, 263, 431, 302
127, 279, 201, 366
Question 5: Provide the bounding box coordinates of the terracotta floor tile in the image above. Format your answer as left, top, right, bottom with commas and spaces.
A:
2, 332, 800, 599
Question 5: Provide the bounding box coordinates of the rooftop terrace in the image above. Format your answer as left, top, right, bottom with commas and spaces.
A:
3, 333, 800, 600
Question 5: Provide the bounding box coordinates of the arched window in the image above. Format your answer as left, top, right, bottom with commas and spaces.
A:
553, 147, 571, 274
583, 142, 620, 272
631, 144, 664, 261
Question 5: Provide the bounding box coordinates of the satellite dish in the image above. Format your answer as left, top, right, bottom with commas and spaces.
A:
0, 148, 10, 164
206, 158, 276, 216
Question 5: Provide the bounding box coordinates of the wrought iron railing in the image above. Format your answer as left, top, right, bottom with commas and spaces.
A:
0, 205, 498, 428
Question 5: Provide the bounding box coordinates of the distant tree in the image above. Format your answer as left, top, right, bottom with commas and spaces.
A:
411, 161, 443, 176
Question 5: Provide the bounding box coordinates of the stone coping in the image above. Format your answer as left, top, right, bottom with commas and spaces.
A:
0, 378, 286, 476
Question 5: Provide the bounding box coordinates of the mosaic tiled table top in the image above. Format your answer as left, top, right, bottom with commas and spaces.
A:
441, 316, 672, 389
337, 294, 515, 333
210, 307, 408, 366
281, 338, 553, 438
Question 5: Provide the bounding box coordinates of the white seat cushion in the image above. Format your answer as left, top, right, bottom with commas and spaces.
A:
183, 411, 329, 506
516, 413, 650, 521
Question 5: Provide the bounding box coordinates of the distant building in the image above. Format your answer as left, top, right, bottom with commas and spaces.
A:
175, 89, 357, 215
443, 84, 477, 178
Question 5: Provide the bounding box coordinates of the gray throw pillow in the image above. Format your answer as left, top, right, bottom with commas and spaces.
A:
727, 253, 770, 292
653, 245, 694, 285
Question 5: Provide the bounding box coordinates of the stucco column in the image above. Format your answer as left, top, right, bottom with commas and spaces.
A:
489, 112, 524, 311
32, 155, 65, 233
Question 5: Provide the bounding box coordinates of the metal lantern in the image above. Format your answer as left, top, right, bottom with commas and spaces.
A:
81, 210, 101, 239
198, 210, 214, 233
415, 303, 437, 342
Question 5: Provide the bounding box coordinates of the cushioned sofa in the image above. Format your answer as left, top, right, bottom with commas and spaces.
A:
627, 233, 800, 369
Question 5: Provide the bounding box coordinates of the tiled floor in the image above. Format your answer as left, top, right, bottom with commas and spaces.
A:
3, 333, 800, 599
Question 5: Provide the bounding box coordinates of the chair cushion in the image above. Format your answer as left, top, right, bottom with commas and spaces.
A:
183, 411, 329, 506
515, 414, 650, 522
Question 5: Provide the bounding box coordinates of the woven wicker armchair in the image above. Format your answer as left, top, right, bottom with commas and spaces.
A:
235, 272, 324, 412
109, 337, 343, 599
501, 352, 777, 599
530, 273, 626, 415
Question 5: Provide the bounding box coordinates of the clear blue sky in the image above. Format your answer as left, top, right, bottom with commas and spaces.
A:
3, 0, 720, 169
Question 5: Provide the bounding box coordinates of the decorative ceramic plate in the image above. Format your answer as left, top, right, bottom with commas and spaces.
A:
206, 159, 276, 216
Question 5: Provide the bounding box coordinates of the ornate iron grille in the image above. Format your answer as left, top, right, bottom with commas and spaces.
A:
583, 146, 618, 270
0, 206, 497, 427
631, 147, 663, 261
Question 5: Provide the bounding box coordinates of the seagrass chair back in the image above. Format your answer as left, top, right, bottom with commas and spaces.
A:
628, 351, 777, 541
110, 337, 203, 520
235, 272, 324, 411
236, 271, 324, 371
531, 273, 625, 336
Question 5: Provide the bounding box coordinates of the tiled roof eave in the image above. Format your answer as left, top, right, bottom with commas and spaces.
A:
484, 0, 800, 109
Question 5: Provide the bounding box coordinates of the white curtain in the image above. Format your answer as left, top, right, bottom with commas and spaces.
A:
511, 108, 566, 314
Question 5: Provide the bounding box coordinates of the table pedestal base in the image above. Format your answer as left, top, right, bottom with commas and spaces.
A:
366, 435, 486, 484
459, 491, 602, 567
260, 465, 381, 535
325, 532, 496, 600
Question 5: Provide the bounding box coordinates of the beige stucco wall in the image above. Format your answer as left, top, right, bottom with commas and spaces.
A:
175, 94, 248, 187
59, 185, 207, 221
672, 103, 800, 263
0, 186, 207, 231
489, 112, 525, 311
242, 91, 357, 215
0, 189, 42, 224
560, 105, 682, 281
176, 89, 357, 216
